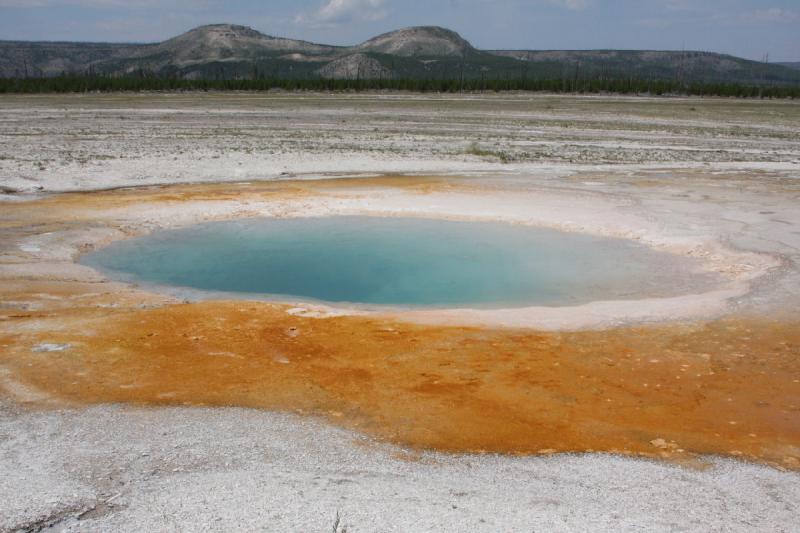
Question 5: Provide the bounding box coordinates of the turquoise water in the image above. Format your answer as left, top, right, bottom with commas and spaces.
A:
81, 216, 717, 308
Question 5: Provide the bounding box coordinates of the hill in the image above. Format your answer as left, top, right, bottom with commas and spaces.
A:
1, 24, 799, 86
355, 26, 473, 57
488, 49, 800, 86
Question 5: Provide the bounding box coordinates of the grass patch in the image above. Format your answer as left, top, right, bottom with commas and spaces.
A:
464, 142, 515, 163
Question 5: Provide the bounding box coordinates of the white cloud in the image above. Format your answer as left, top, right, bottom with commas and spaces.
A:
0, 0, 210, 7
0, 0, 126, 5
546, 0, 590, 10
745, 7, 799, 23
295, 0, 388, 27
637, 4, 800, 28
713, 7, 800, 25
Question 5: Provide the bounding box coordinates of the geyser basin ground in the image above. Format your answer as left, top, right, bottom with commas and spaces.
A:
2, 174, 796, 475
2, 93, 800, 531
81, 216, 720, 308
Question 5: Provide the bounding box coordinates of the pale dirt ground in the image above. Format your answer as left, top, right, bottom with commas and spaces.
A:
1, 93, 800, 532
1, 93, 799, 193
2, 401, 799, 533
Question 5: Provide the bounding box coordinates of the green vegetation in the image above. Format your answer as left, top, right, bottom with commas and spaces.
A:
464, 143, 515, 163
0, 75, 798, 98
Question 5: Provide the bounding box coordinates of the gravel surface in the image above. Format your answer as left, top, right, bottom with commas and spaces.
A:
1, 93, 799, 194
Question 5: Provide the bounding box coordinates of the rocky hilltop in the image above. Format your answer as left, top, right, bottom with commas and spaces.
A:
1, 23, 798, 85
131, 25, 336, 64
356, 26, 473, 57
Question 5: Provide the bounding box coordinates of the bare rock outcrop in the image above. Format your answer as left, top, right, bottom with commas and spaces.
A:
316, 54, 391, 80
356, 26, 473, 57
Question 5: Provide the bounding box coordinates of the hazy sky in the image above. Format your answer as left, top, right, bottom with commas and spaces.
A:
0, 0, 798, 61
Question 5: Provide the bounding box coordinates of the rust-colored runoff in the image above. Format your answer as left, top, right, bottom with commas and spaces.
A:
2, 300, 798, 470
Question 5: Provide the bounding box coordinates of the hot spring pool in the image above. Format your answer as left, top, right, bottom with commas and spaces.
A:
81, 216, 720, 308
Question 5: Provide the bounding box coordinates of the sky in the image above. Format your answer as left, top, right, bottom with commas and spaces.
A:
0, 0, 798, 61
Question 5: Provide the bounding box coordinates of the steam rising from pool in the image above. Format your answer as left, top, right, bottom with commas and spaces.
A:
82, 216, 720, 308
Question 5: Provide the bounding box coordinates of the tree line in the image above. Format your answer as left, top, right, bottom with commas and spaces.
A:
1, 75, 798, 98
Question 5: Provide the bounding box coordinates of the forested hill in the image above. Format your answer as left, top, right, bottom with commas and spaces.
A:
2, 24, 799, 87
